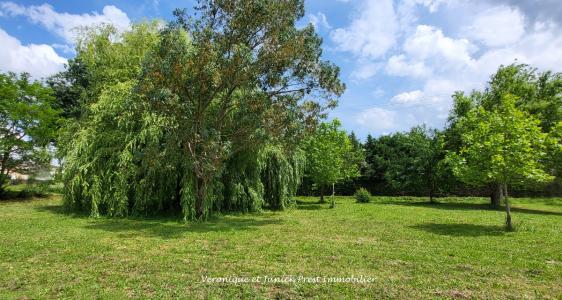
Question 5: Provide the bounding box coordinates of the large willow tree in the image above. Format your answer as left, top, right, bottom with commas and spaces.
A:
61, 0, 344, 220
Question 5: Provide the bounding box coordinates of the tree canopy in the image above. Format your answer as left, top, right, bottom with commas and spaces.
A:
383, 126, 447, 202
304, 119, 362, 204
447, 94, 553, 229
443, 63, 562, 206
60, 1, 344, 220
0, 72, 60, 193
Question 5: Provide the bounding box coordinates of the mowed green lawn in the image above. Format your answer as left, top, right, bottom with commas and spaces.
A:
1, 195, 561, 299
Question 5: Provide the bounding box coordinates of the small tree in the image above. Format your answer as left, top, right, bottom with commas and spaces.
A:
446, 64, 562, 207
304, 119, 361, 207
354, 187, 371, 203
0, 72, 59, 194
448, 94, 553, 230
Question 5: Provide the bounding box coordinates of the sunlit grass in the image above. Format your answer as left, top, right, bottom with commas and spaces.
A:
1, 195, 561, 298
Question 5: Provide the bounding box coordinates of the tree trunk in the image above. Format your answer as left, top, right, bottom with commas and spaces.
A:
195, 176, 207, 220
319, 185, 325, 203
0, 151, 9, 176
173, 163, 186, 212
0, 151, 8, 193
428, 170, 436, 204
330, 183, 335, 208
504, 183, 513, 231
490, 183, 503, 209
0, 165, 7, 196
429, 191, 434, 203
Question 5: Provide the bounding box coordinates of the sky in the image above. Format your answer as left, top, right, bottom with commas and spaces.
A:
1, 0, 562, 139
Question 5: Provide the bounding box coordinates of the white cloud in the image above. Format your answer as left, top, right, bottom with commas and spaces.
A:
417, 0, 449, 12
391, 90, 424, 104
339, 0, 562, 136
0, 2, 130, 44
351, 62, 382, 80
356, 107, 397, 132
404, 25, 476, 66
51, 43, 75, 55
330, 0, 398, 59
356, 94, 452, 135
404, 0, 451, 13
465, 6, 525, 47
372, 20, 562, 134
423, 79, 462, 98
356, 105, 430, 134
382, 25, 477, 82
0, 28, 66, 79
396, 0, 452, 31
309, 12, 331, 30
355, 24, 484, 134
386, 54, 430, 78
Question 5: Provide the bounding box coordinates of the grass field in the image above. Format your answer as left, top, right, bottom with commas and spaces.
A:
1, 195, 561, 299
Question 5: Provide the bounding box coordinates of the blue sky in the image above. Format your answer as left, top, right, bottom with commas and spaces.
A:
2, 0, 562, 139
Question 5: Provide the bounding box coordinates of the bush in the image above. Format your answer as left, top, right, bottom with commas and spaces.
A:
17, 183, 50, 199
354, 188, 371, 203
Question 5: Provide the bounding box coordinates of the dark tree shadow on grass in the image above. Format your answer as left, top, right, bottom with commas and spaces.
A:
296, 204, 324, 210
509, 206, 562, 216
295, 199, 328, 210
383, 200, 491, 211
83, 217, 284, 239
0, 193, 56, 203
384, 201, 562, 217
34, 204, 284, 239
35, 204, 90, 218
411, 223, 506, 237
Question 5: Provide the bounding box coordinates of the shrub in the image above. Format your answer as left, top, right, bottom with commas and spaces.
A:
18, 184, 50, 199
354, 188, 371, 203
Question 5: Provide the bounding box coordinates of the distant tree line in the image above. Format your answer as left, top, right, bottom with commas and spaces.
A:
300, 64, 562, 207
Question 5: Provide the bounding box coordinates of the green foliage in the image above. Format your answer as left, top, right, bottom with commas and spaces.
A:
448, 94, 553, 229
19, 183, 50, 198
446, 63, 562, 165
361, 127, 453, 199
0, 72, 60, 194
61, 1, 343, 220
221, 149, 264, 213
484, 64, 562, 132
0, 181, 59, 200
304, 119, 361, 196
354, 187, 371, 203
260, 146, 305, 210
448, 94, 553, 188
362, 134, 394, 194
383, 126, 447, 201
47, 57, 91, 119
546, 121, 562, 177
60, 23, 166, 217
443, 64, 562, 204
